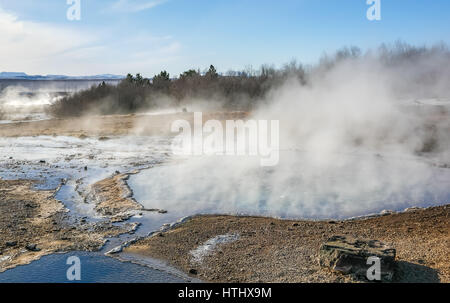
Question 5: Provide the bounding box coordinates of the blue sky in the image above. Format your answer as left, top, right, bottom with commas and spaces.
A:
1, 0, 449, 76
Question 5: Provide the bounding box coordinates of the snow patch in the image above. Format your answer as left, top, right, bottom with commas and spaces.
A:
190, 233, 240, 264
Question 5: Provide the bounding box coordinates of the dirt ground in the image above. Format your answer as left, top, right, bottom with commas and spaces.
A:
0, 111, 249, 138
0, 178, 137, 272
124, 205, 450, 283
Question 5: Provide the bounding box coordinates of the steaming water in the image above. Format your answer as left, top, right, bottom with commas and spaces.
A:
129, 151, 450, 220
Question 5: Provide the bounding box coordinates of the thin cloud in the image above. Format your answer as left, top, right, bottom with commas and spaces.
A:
110, 0, 167, 13
0, 7, 95, 74
0, 6, 181, 76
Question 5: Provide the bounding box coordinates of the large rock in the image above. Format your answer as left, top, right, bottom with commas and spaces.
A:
319, 235, 396, 281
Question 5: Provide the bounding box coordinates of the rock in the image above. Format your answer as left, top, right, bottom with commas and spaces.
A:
158, 209, 168, 214
380, 209, 395, 215
25, 244, 41, 252
319, 235, 396, 281
106, 246, 123, 254
5, 241, 17, 247
189, 268, 198, 275
404, 207, 422, 212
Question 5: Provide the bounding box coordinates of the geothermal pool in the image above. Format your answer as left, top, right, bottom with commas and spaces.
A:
129, 151, 450, 219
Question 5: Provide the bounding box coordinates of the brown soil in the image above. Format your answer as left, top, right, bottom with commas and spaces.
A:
124, 205, 450, 283
0, 112, 249, 138
89, 173, 142, 217
0, 178, 136, 272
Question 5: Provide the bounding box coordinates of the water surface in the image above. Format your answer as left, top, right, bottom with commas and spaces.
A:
0, 252, 187, 283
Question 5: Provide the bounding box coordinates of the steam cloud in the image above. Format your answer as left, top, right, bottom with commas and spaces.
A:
130, 44, 450, 219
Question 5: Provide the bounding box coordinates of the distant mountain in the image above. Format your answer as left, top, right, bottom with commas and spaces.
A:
0, 72, 124, 80
0, 72, 29, 78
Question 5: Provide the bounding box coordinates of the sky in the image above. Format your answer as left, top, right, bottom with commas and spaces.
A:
0, 0, 450, 77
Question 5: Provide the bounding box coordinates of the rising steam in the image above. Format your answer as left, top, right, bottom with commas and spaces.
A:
130, 43, 450, 219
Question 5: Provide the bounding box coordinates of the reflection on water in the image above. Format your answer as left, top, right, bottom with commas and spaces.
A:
0, 252, 187, 283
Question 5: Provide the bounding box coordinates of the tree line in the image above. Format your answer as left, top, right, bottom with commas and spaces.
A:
48, 62, 307, 117
48, 42, 450, 117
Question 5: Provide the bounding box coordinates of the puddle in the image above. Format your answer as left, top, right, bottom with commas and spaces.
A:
0, 252, 188, 283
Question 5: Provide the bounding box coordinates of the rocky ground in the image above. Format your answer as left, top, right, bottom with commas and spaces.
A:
88, 173, 143, 218
87, 172, 168, 222
123, 205, 449, 283
0, 178, 138, 272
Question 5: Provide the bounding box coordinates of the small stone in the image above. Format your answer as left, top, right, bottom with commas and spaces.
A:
319, 235, 396, 282
380, 209, 395, 215
5, 241, 17, 247
25, 244, 41, 252
106, 246, 123, 254
189, 269, 198, 275
404, 207, 422, 212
